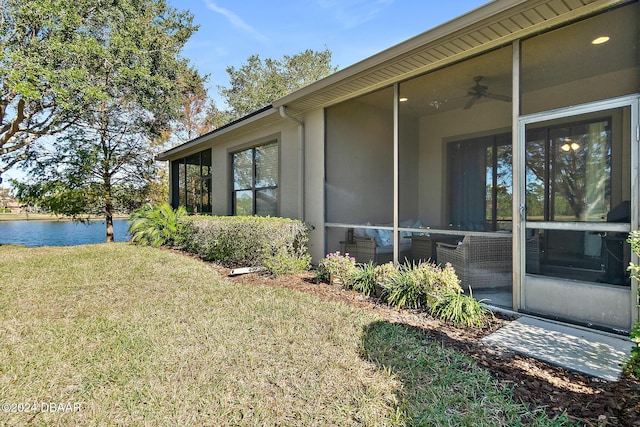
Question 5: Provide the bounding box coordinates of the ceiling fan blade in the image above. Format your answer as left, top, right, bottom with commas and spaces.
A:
463, 96, 477, 110
485, 92, 512, 102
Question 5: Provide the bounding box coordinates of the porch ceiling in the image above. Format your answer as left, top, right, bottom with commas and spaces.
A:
273, 0, 629, 115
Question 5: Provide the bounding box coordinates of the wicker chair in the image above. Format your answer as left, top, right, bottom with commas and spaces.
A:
349, 236, 411, 264
436, 234, 540, 290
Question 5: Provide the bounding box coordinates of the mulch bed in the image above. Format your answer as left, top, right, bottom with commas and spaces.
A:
212, 265, 640, 426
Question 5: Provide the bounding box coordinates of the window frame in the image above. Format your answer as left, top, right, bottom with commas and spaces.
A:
231, 141, 279, 216
171, 149, 212, 214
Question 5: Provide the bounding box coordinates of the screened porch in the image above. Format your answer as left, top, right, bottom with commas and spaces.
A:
324, 3, 637, 322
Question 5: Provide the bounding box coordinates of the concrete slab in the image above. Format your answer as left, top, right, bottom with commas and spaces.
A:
482, 316, 634, 381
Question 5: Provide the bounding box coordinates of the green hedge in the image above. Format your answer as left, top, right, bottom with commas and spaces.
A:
177, 216, 311, 275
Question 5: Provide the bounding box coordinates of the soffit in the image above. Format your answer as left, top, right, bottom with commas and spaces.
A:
273, 0, 629, 114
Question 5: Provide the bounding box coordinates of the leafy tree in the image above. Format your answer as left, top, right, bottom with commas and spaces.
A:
203, 102, 236, 131
12, 0, 198, 242
0, 0, 190, 174
163, 65, 220, 145
150, 66, 215, 205
15, 102, 160, 240
0, 185, 12, 211
218, 48, 337, 119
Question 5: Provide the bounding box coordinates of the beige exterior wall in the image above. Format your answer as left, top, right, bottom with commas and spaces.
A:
325, 95, 394, 225
279, 124, 302, 219
302, 108, 326, 262
166, 110, 328, 262
205, 119, 301, 217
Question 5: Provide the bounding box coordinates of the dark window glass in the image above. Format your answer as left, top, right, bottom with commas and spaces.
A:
448, 134, 512, 231
170, 150, 212, 214
232, 142, 279, 216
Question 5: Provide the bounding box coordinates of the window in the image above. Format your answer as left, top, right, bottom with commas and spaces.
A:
525, 118, 612, 222
232, 142, 279, 216
525, 115, 631, 285
447, 133, 512, 231
171, 149, 212, 214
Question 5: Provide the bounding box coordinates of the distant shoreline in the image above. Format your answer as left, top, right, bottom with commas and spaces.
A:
0, 213, 130, 222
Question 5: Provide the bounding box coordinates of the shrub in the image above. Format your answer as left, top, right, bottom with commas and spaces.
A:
416, 261, 462, 306
177, 216, 311, 275
431, 289, 490, 328
385, 261, 462, 309
128, 203, 187, 247
625, 231, 640, 378
317, 251, 357, 288
352, 261, 376, 296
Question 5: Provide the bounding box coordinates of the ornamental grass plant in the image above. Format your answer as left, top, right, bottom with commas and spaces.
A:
430, 289, 491, 328
317, 255, 489, 328
352, 261, 377, 296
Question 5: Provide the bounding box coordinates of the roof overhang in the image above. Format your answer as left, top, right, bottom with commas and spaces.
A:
160, 0, 630, 160
273, 0, 629, 114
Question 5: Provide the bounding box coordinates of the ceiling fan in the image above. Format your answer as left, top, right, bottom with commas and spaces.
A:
464, 76, 512, 110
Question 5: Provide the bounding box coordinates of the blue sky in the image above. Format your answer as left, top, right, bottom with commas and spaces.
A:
4, 1, 490, 186
168, 0, 490, 107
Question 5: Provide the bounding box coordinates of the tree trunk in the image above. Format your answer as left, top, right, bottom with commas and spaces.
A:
104, 176, 114, 243
105, 206, 114, 243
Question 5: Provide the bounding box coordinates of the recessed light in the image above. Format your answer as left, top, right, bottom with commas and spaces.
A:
592, 36, 610, 45
399, 97, 408, 102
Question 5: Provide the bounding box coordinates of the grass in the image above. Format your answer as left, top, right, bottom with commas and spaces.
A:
0, 244, 566, 426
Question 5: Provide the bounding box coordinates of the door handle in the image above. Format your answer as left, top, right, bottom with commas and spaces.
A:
520, 204, 526, 220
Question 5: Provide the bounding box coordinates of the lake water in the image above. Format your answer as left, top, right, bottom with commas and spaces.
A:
0, 219, 130, 247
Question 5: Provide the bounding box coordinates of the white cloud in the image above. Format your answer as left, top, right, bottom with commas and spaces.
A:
202, 0, 267, 42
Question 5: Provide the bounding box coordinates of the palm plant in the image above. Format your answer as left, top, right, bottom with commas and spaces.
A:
128, 203, 188, 247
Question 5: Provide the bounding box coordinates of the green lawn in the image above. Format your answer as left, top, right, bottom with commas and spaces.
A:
0, 244, 562, 426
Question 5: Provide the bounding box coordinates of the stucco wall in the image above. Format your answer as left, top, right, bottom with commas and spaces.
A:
303, 108, 326, 262
206, 120, 300, 217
